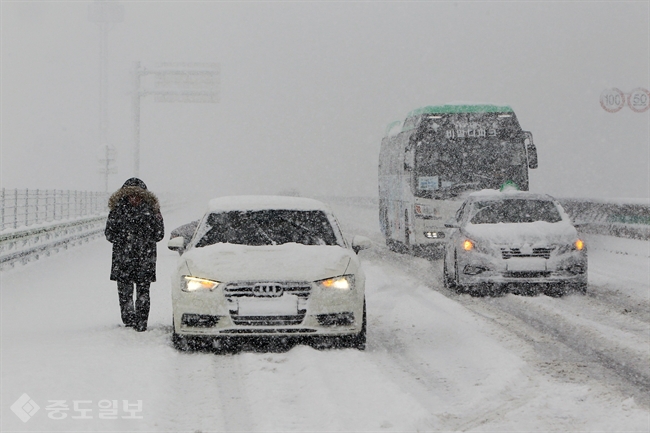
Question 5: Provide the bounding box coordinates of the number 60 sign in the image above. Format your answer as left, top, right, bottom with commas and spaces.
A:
600, 88, 650, 113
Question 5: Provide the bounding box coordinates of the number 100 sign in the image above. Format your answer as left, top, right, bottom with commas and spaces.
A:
600, 88, 650, 113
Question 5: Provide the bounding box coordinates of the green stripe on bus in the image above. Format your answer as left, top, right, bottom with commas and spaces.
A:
406, 104, 514, 117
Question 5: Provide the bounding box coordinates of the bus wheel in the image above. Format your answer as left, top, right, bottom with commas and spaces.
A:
404, 211, 412, 254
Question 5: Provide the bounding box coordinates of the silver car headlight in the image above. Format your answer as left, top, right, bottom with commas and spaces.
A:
182, 276, 220, 292
316, 275, 355, 290
556, 239, 586, 255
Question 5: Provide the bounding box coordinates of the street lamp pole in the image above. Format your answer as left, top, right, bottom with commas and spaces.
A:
88, 1, 123, 191
133, 61, 142, 177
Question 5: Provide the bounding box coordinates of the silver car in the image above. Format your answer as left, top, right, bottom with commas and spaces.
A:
443, 190, 587, 296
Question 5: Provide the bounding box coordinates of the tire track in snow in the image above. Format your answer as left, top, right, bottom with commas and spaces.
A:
370, 323, 540, 432
366, 243, 650, 412
210, 352, 254, 432
586, 283, 650, 323
486, 296, 650, 398
364, 257, 542, 431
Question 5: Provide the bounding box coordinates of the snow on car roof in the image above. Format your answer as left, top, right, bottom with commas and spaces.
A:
207, 195, 332, 213
468, 189, 556, 201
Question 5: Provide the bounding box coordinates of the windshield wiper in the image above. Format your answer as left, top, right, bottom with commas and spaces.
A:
433, 182, 480, 199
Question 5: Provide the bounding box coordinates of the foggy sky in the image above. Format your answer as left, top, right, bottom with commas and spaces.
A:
2, 1, 649, 202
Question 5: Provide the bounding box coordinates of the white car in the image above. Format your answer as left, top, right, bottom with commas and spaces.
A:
443, 190, 587, 296
168, 196, 371, 351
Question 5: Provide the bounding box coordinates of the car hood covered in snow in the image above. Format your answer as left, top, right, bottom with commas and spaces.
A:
180, 242, 355, 283
464, 220, 578, 247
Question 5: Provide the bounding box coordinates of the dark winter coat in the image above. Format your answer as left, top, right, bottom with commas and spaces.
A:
105, 184, 165, 283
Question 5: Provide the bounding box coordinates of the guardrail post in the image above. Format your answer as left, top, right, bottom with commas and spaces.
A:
24, 188, 29, 227
1, 188, 4, 231
35, 189, 39, 225
14, 189, 18, 229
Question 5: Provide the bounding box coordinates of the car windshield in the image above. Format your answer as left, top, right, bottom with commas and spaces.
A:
195, 210, 339, 247
469, 199, 562, 224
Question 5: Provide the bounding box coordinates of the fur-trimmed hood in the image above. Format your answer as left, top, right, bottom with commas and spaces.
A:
108, 186, 160, 212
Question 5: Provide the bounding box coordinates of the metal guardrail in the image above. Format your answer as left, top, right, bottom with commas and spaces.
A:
0, 189, 110, 269
0, 216, 107, 268
0, 189, 189, 269
0, 189, 109, 231
558, 198, 650, 240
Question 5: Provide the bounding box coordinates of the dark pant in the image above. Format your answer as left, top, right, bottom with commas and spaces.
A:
117, 281, 150, 329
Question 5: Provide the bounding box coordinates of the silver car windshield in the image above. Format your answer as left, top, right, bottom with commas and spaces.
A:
195, 210, 339, 247
469, 199, 562, 224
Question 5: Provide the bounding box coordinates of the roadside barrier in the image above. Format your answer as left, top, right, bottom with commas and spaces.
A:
1, 189, 108, 231
0, 189, 187, 269
558, 198, 650, 241
0, 216, 107, 268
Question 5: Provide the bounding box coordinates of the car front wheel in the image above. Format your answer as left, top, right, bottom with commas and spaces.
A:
571, 281, 588, 294
453, 252, 467, 294
172, 321, 192, 351
348, 300, 367, 350
443, 255, 455, 289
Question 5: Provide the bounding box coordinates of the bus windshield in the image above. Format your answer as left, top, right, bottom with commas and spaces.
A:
413, 113, 527, 198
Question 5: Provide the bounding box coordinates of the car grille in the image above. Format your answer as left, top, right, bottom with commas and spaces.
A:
504, 271, 551, 278
220, 328, 317, 334
223, 282, 311, 298
231, 314, 306, 326
501, 247, 554, 260
224, 281, 311, 327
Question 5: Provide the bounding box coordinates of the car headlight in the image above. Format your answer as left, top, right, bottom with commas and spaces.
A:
462, 239, 475, 251
316, 275, 355, 290
182, 276, 220, 292
556, 239, 586, 255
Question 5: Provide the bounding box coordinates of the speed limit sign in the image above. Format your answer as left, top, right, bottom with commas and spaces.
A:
600, 88, 626, 113
628, 88, 650, 113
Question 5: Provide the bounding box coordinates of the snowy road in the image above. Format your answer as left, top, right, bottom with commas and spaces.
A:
2, 200, 649, 432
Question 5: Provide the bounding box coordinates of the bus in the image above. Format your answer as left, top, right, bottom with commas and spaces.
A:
378, 104, 538, 256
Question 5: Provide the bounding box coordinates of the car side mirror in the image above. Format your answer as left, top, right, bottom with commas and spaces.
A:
351, 235, 371, 254
168, 236, 186, 254
444, 219, 460, 229
524, 131, 538, 169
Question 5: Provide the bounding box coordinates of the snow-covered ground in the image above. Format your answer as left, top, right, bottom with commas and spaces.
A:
1, 200, 649, 432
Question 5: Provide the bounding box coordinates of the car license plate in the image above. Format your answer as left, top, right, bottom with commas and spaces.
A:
237, 295, 298, 316
506, 257, 546, 271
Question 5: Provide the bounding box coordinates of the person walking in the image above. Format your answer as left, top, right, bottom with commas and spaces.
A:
105, 178, 165, 332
